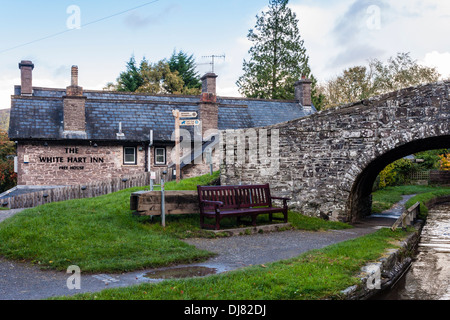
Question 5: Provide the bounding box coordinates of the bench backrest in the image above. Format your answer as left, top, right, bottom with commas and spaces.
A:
197, 184, 272, 210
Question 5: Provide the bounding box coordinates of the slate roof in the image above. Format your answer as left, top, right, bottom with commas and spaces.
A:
9, 86, 315, 142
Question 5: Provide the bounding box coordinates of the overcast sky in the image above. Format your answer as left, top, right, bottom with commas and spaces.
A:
0, 0, 449, 110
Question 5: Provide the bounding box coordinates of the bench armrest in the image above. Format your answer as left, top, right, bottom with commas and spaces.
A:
200, 200, 224, 207
271, 196, 290, 208
271, 197, 291, 201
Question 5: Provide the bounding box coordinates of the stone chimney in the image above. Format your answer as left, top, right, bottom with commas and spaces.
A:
63, 66, 87, 137
199, 73, 219, 138
18, 60, 34, 96
295, 76, 312, 112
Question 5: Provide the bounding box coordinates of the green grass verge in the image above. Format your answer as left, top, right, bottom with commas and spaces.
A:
371, 185, 450, 214
0, 188, 214, 273
405, 189, 450, 219
0, 170, 350, 273
155, 171, 221, 191
0, 172, 222, 273
55, 228, 412, 300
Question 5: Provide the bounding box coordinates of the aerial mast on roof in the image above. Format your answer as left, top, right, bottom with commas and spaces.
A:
200, 54, 225, 73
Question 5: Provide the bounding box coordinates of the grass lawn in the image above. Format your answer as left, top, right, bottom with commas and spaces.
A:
55, 228, 413, 300
0, 186, 215, 273
371, 185, 450, 214
405, 188, 450, 218
0, 171, 350, 273
0, 173, 223, 273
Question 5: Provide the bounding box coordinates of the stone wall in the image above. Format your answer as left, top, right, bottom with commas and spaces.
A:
17, 143, 146, 186
63, 96, 86, 132
220, 81, 450, 222
182, 148, 221, 178
16, 141, 218, 186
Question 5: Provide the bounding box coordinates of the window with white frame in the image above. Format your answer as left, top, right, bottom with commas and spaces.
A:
123, 147, 137, 165
155, 147, 166, 165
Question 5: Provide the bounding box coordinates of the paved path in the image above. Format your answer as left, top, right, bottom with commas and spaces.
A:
0, 209, 26, 224
0, 208, 397, 300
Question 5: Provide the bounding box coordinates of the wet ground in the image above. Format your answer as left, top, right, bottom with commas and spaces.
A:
371, 194, 416, 219
0, 203, 405, 300
377, 203, 450, 300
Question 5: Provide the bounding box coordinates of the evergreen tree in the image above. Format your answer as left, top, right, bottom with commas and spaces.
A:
168, 50, 201, 91
237, 0, 319, 105
107, 53, 201, 95
116, 56, 144, 92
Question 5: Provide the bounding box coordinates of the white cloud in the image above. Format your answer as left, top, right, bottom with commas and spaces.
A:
0, 76, 19, 109
421, 51, 450, 79
289, 0, 450, 83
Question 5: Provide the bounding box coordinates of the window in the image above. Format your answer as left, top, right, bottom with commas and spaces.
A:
124, 147, 137, 165
155, 147, 166, 165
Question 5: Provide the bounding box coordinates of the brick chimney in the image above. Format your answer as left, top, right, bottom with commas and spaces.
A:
199, 73, 219, 138
295, 76, 312, 112
63, 66, 87, 137
18, 60, 34, 96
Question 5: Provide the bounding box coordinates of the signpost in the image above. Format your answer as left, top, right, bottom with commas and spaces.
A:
161, 171, 167, 227
172, 110, 181, 184
205, 147, 213, 176
179, 112, 197, 118
172, 110, 201, 183
180, 120, 201, 126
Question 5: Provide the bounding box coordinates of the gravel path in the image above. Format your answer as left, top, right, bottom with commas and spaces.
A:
184, 227, 377, 270
0, 208, 394, 300
0, 209, 26, 223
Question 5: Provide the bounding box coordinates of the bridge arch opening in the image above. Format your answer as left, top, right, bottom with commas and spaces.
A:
347, 135, 450, 222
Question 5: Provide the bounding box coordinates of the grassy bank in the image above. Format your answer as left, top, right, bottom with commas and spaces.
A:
405, 189, 450, 218
0, 171, 349, 273
0, 173, 222, 273
0, 186, 215, 273
56, 228, 412, 300
371, 185, 450, 214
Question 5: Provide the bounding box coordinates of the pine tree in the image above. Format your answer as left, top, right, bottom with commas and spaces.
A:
116, 56, 144, 92
237, 0, 316, 103
168, 50, 201, 91
108, 55, 189, 95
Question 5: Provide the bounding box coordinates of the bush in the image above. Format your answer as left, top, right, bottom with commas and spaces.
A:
0, 130, 16, 193
440, 154, 450, 171
0, 159, 16, 193
377, 158, 414, 189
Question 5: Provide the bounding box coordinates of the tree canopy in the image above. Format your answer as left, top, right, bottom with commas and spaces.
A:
168, 50, 202, 91
237, 0, 321, 106
318, 52, 441, 109
0, 130, 16, 193
106, 52, 201, 95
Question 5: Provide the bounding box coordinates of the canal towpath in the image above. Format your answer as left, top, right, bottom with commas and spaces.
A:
0, 203, 407, 300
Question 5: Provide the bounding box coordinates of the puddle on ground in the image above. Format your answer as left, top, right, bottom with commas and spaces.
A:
143, 266, 218, 280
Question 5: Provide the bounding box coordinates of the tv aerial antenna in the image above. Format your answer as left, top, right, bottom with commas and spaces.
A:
200, 54, 225, 73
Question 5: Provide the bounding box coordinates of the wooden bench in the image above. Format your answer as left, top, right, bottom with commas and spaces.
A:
197, 184, 290, 230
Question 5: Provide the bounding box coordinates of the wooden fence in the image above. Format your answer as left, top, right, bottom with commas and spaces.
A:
391, 201, 420, 231
430, 170, 450, 185
408, 171, 430, 181
0, 172, 163, 210
408, 170, 450, 185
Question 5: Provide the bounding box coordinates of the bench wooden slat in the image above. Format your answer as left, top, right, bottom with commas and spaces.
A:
197, 184, 290, 230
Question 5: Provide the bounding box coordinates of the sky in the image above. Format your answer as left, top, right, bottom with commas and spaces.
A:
0, 0, 449, 110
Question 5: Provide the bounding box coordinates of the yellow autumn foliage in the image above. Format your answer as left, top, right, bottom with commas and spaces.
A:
440, 154, 450, 171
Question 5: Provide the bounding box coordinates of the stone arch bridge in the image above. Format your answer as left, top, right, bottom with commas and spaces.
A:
220, 81, 450, 222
